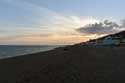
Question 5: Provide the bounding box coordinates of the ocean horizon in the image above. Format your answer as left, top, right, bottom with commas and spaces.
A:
0, 45, 61, 59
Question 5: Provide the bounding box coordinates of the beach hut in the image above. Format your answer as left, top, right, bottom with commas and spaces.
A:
102, 36, 125, 46
102, 36, 114, 45
85, 31, 125, 46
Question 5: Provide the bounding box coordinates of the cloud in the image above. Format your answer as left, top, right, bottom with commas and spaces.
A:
77, 20, 125, 35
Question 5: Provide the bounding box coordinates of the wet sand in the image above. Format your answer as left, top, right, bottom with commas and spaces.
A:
0, 45, 125, 83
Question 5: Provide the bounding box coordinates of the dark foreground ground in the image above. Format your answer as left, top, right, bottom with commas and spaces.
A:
0, 44, 125, 83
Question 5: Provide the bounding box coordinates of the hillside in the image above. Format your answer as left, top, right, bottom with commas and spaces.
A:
83, 31, 125, 46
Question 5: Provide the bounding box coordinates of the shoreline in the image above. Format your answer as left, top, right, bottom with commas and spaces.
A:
0, 45, 61, 60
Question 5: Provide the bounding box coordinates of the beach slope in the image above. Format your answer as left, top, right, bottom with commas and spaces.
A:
0, 45, 125, 83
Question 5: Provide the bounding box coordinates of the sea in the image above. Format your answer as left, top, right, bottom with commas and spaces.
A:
0, 45, 60, 59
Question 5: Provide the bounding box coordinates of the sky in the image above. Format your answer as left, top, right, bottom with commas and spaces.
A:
0, 0, 125, 45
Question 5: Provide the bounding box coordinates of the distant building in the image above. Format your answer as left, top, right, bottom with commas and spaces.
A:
102, 36, 120, 45
84, 31, 125, 46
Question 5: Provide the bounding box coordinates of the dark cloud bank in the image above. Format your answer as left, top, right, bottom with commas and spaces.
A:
77, 20, 125, 35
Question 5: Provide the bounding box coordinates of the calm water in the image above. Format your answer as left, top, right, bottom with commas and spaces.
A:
0, 45, 59, 59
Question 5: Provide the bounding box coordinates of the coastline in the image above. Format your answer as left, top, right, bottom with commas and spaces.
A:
0, 45, 60, 59
0, 45, 125, 83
